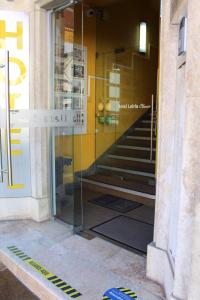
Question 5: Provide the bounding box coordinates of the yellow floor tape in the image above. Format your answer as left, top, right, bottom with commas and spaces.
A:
7, 246, 82, 299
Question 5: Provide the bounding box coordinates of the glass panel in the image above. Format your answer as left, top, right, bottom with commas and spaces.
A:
53, 2, 85, 230
53, 6, 75, 225
95, 52, 118, 160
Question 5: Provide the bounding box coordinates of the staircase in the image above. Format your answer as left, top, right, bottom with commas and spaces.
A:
82, 110, 157, 207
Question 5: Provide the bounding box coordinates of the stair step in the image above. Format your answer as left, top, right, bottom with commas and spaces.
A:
97, 165, 155, 178
97, 169, 156, 186
107, 154, 155, 164
82, 175, 155, 196
111, 148, 156, 160
97, 158, 155, 177
100, 158, 155, 172
135, 128, 151, 132
142, 120, 156, 124
126, 136, 156, 141
117, 145, 156, 151
128, 130, 152, 137
82, 180, 155, 206
121, 139, 156, 148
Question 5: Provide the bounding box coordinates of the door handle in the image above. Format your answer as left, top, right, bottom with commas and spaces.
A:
5, 50, 13, 186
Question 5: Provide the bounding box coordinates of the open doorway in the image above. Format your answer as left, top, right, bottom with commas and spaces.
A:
53, 0, 160, 254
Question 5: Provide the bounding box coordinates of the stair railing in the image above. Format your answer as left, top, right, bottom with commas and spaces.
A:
150, 94, 154, 162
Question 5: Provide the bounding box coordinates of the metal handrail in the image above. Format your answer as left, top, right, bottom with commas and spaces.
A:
150, 95, 154, 162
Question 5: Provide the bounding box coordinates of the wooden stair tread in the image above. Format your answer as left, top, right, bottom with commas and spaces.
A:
128, 130, 152, 137
121, 139, 156, 148
97, 169, 156, 185
83, 174, 155, 195
98, 158, 155, 173
111, 148, 156, 160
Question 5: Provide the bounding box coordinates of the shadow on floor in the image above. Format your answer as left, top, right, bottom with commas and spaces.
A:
0, 269, 38, 300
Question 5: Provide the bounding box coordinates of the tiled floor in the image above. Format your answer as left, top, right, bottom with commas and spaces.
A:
0, 219, 165, 300
0, 268, 38, 300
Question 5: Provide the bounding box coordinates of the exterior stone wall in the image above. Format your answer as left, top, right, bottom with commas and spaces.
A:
147, 0, 200, 299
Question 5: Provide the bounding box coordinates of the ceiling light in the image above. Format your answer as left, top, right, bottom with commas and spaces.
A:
139, 22, 147, 53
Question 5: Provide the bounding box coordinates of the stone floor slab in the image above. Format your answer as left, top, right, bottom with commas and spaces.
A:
0, 220, 165, 300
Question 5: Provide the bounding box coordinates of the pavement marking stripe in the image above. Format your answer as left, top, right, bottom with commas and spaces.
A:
121, 289, 138, 299
57, 282, 68, 288
18, 254, 29, 259
23, 257, 31, 261
62, 286, 73, 291
7, 246, 82, 298
71, 293, 82, 298
65, 288, 75, 294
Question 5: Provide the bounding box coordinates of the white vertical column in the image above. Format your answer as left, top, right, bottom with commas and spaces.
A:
153, 0, 178, 250
29, 4, 51, 221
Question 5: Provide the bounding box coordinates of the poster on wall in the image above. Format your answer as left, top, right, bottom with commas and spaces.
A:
63, 43, 87, 135
0, 11, 31, 197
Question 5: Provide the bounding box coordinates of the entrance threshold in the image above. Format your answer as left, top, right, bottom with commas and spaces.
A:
0, 220, 164, 300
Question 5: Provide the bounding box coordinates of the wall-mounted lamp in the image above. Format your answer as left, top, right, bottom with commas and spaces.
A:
139, 22, 147, 54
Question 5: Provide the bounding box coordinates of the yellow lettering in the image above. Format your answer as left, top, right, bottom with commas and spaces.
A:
7, 184, 25, 189
9, 58, 26, 85
10, 93, 20, 109
11, 150, 23, 156
0, 20, 23, 49
11, 140, 21, 145
11, 129, 21, 134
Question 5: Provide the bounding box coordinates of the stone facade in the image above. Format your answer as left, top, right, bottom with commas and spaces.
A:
147, 0, 200, 299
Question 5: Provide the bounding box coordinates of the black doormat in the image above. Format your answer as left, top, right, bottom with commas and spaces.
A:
89, 195, 143, 213
91, 215, 153, 253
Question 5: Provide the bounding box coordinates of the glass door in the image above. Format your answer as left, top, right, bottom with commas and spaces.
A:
0, 4, 84, 232
53, 6, 75, 226
53, 1, 85, 231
